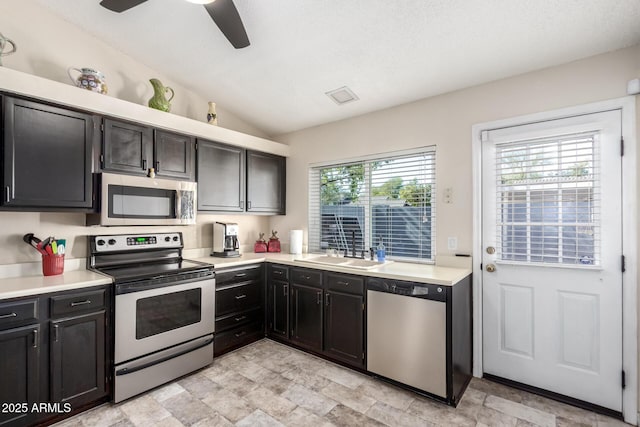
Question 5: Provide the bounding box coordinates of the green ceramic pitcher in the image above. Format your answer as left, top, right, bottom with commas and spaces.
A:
148, 78, 174, 112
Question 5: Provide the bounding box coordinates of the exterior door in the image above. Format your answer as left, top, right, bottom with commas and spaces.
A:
482, 110, 623, 411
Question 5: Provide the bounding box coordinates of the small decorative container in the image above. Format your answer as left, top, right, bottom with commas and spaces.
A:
148, 78, 174, 112
207, 102, 218, 125
67, 67, 108, 94
0, 32, 17, 66
42, 254, 64, 276
267, 230, 281, 253
254, 233, 268, 253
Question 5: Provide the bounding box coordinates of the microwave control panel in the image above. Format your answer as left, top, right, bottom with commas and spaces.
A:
91, 233, 183, 252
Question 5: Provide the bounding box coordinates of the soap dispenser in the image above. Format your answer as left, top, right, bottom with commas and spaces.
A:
376, 237, 386, 262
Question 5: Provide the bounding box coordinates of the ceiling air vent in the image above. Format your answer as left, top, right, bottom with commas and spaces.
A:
325, 86, 359, 105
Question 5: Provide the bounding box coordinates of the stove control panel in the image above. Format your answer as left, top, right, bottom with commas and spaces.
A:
92, 233, 183, 252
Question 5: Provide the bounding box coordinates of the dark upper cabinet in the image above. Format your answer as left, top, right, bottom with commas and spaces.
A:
154, 130, 195, 181
290, 283, 323, 352
0, 325, 40, 427
197, 140, 244, 212
246, 150, 286, 214
50, 311, 106, 406
101, 119, 195, 181
2, 97, 95, 209
102, 118, 153, 175
324, 290, 364, 368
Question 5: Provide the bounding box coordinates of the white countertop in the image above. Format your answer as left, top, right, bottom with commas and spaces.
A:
193, 253, 472, 286
0, 270, 113, 300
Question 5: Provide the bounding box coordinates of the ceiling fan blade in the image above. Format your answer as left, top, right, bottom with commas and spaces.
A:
204, 0, 250, 49
99, 0, 148, 13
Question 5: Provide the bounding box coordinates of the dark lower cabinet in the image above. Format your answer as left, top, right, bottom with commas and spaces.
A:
267, 280, 289, 339
289, 284, 323, 352
0, 286, 109, 427
50, 311, 106, 406
324, 290, 364, 368
2, 96, 95, 209
0, 325, 39, 427
214, 264, 264, 356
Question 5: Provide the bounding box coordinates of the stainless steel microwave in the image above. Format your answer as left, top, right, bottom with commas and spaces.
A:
87, 173, 197, 226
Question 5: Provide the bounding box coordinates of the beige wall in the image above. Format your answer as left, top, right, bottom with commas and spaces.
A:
271, 44, 640, 259
0, 0, 275, 265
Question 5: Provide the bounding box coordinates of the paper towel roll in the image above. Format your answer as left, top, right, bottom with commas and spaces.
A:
290, 230, 303, 254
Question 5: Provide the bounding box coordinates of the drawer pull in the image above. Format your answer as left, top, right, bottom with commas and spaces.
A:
0, 312, 17, 319
337, 281, 350, 286
234, 331, 247, 338
274, 270, 283, 275
70, 300, 92, 307
235, 294, 247, 300
235, 273, 247, 278
234, 316, 247, 322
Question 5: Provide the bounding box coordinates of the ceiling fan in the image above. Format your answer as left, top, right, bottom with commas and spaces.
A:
99, 0, 250, 49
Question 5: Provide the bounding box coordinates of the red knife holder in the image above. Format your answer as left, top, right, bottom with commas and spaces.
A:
42, 254, 65, 276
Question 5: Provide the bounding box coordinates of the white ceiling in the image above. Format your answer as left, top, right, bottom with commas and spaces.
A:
38, 0, 640, 137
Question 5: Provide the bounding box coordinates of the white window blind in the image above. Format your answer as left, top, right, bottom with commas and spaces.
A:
309, 149, 436, 262
496, 132, 600, 265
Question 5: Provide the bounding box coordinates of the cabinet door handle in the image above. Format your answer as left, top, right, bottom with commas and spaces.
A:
32, 329, 38, 348
70, 300, 91, 307
142, 159, 147, 171
156, 161, 160, 173
234, 316, 247, 322
0, 312, 17, 319
5, 186, 10, 203
235, 294, 247, 300
234, 331, 247, 338
235, 273, 247, 278
283, 284, 288, 296
239, 200, 244, 209
337, 281, 350, 286
325, 293, 330, 306
316, 291, 322, 305
247, 201, 252, 209
53, 324, 59, 342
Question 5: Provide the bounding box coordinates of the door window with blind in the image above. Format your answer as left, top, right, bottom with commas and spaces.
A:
496, 132, 600, 265
308, 149, 436, 262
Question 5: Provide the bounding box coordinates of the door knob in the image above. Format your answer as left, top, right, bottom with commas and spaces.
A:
486, 246, 496, 254
486, 264, 496, 273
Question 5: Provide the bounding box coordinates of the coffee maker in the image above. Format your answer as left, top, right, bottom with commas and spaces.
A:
212, 222, 240, 257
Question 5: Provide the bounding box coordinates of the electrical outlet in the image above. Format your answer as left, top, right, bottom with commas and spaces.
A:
447, 237, 458, 251
443, 187, 453, 204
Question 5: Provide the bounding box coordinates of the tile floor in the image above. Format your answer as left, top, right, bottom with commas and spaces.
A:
54, 339, 630, 427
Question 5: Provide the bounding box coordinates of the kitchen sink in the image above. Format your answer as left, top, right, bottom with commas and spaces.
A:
294, 255, 392, 270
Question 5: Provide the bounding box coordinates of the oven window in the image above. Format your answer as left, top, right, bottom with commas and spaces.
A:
136, 288, 202, 339
109, 185, 176, 219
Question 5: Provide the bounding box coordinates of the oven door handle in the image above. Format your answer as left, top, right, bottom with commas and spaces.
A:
114, 336, 213, 376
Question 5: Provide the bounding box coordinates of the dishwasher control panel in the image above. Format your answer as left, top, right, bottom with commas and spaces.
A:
366, 278, 446, 302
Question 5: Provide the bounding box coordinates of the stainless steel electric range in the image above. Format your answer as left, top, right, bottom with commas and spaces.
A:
88, 232, 215, 403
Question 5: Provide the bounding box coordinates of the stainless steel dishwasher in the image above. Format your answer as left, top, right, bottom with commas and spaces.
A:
367, 278, 447, 398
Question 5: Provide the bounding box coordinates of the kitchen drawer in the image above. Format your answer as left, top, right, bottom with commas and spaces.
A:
50, 289, 106, 317
216, 264, 263, 288
216, 281, 262, 317
215, 307, 262, 333
0, 298, 38, 330
290, 267, 322, 287
325, 272, 364, 295
268, 264, 289, 281
214, 321, 263, 356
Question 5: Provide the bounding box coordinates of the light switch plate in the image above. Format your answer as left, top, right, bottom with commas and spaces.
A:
448, 237, 458, 251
